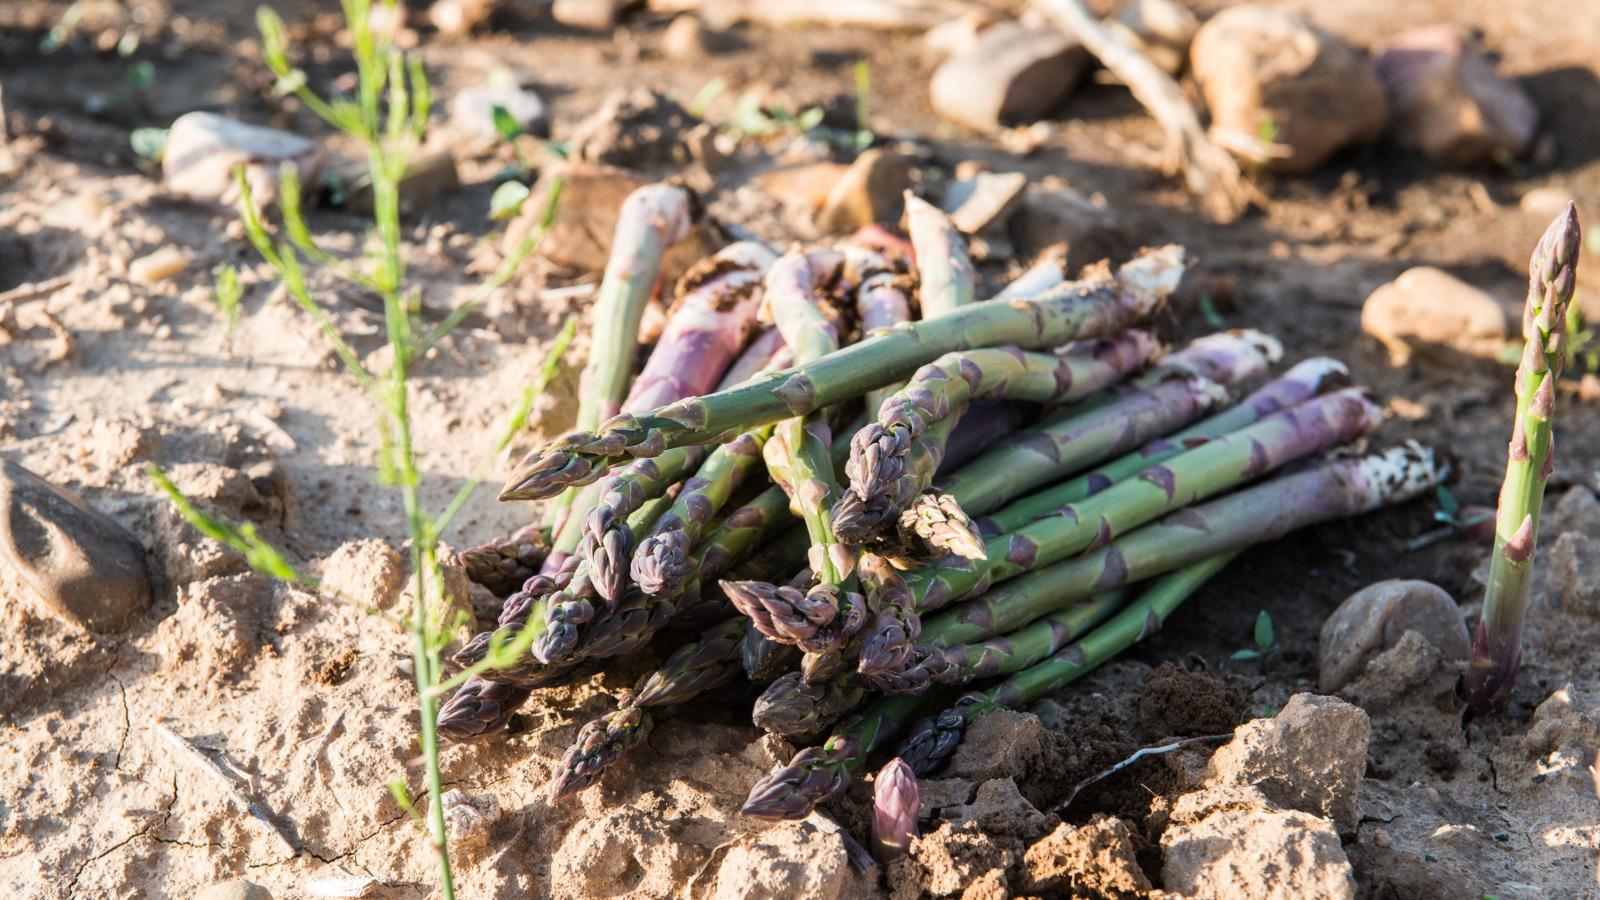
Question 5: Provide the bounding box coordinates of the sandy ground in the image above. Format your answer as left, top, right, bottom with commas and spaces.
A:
3, 0, 1600, 896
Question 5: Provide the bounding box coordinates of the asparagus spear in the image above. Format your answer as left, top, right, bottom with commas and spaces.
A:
501, 246, 1185, 501
905, 193, 975, 318
898, 554, 1236, 775
742, 444, 1448, 818
833, 414, 967, 551
436, 663, 581, 743
458, 523, 549, 598
846, 333, 1164, 525
580, 446, 713, 605
982, 356, 1349, 533
988, 252, 1066, 302
545, 184, 696, 540
1463, 203, 1582, 715
872, 758, 920, 860
897, 487, 987, 560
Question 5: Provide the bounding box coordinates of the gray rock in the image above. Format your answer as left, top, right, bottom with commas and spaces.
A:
1549, 532, 1600, 618
1205, 693, 1368, 834
1319, 579, 1470, 692
1544, 486, 1600, 537
163, 111, 320, 207
449, 83, 549, 140
1375, 25, 1538, 167
930, 21, 1088, 133
1190, 4, 1388, 174
1162, 807, 1355, 900
194, 880, 273, 900
1, 458, 151, 632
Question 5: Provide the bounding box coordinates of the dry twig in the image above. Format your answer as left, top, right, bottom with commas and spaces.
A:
150, 720, 299, 857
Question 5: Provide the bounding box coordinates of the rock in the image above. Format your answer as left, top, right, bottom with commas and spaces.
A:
910, 821, 1020, 898
1190, 5, 1388, 174
1161, 807, 1356, 899
0, 458, 151, 633
128, 247, 187, 285
552, 0, 630, 30
958, 868, 1008, 900
756, 161, 849, 212
1520, 185, 1576, 220
439, 789, 500, 854
320, 539, 406, 610
194, 882, 273, 900
1375, 26, 1538, 167
1549, 532, 1600, 617
428, 0, 498, 37
571, 88, 696, 168
1108, 0, 1199, 76
450, 83, 549, 140
1011, 184, 1133, 270
1318, 580, 1470, 692
505, 164, 717, 281
945, 709, 1049, 781
712, 817, 860, 900
1360, 266, 1510, 364
336, 149, 461, 218
1205, 693, 1369, 833
941, 171, 1027, 235
1139, 662, 1248, 738
661, 14, 711, 59
1544, 486, 1600, 536
930, 22, 1088, 133
1017, 815, 1152, 896
942, 779, 1053, 839
815, 149, 912, 233
163, 111, 321, 207
922, 10, 1000, 64
1338, 629, 1452, 711
919, 777, 979, 814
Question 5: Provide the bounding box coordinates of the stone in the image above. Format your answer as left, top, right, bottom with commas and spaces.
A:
755, 162, 849, 212
163, 111, 321, 207
1205, 693, 1369, 833
922, 10, 1001, 64
1011, 184, 1133, 270
1, 458, 151, 633
1017, 815, 1152, 896
439, 789, 500, 853
504, 164, 717, 282
1338, 630, 1452, 711
1520, 185, 1576, 220
815, 149, 912, 233
128, 247, 188, 285
552, 0, 631, 29
945, 709, 1049, 781
1549, 532, 1600, 617
1318, 580, 1470, 692
1375, 25, 1538, 167
1360, 265, 1510, 364
450, 83, 549, 140
1108, 0, 1199, 76
194, 880, 273, 900
1189, 5, 1388, 174
661, 14, 711, 59
320, 539, 406, 610
930, 21, 1088, 133
428, 0, 498, 37
571, 88, 696, 168
941, 171, 1027, 235
336, 149, 461, 218
712, 818, 860, 900
941, 779, 1053, 839
1161, 807, 1355, 899
1544, 486, 1600, 537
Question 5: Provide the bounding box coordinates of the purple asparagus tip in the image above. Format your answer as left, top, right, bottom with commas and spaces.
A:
631, 528, 694, 597
872, 758, 921, 859
436, 677, 532, 743
548, 705, 653, 801
740, 735, 860, 820
897, 694, 986, 776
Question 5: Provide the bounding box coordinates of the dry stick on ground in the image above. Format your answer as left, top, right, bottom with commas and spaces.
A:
1037, 0, 1254, 222
151, 721, 298, 858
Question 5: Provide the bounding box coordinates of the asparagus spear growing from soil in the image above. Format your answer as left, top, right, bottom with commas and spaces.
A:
897, 554, 1236, 775
872, 758, 920, 860
905, 193, 975, 319
982, 356, 1349, 533
501, 246, 1185, 500
1463, 203, 1581, 715
743, 444, 1448, 818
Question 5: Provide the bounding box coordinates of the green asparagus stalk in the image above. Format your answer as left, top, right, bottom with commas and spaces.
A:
981, 356, 1349, 533
905, 192, 975, 318
436, 662, 582, 743
898, 554, 1237, 775
872, 758, 920, 860
846, 333, 1163, 524
580, 446, 713, 605
1463, 203, 1582, 715
988, 252, 1066, 302
743, 444, 1448, 818
501, 246, 1185, 501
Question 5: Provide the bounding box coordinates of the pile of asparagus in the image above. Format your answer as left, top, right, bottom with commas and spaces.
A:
438, 181, 1447, 820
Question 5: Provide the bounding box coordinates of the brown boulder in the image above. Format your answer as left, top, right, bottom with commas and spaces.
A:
1375, 25, 1538, 167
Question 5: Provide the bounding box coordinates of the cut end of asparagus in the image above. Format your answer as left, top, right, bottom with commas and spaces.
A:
547, 705, 653, 802
1353, 441, 1448, 509
1113, 244, 1186, 315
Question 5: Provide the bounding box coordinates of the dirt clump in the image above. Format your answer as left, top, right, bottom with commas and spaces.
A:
1204, 692, 1369, 833
1016, 814, 1152, 897
907, 820, 1021, 898
1138, 661, 1248, 738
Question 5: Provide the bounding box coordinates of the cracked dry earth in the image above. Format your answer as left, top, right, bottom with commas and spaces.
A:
6, 0, 1600, 897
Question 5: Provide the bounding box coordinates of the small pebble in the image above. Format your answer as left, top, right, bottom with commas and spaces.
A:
128, 247, 188, 285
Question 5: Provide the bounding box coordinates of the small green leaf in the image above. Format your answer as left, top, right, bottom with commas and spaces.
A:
490, 104, 522, 142
854, 59, 872, 134
489, 180, 531, 220
148, 463, 307, 584
688, 76, 727, 118
256, 7, 291, 76
126, 60, 155, 90
214, 264, 243, 333
272, 69, 308, 98
1435, 485, 1459, 518
795, 106, 825, 132
1197, 293, 1224, 328
130, 127, 169, 163
1253, 610, 1274, 652
1231, 649, 1260, 661
544, 139, 571, 160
